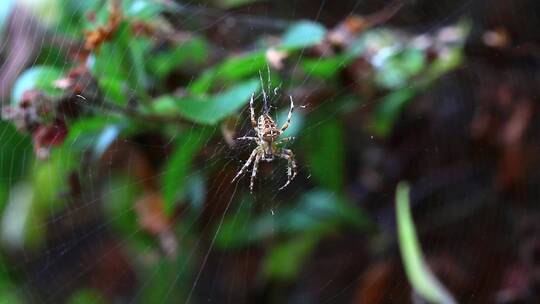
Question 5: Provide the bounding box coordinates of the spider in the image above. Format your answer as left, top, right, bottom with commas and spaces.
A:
231, 92, 298, 192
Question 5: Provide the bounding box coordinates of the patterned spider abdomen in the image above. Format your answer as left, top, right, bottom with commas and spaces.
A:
258, 114, 280, 142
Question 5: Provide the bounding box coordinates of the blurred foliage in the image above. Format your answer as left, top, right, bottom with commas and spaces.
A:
0, 0, 468, 302
280, 21, 327, 50
303, 117, 345, 191
0, 0, 16, 37
11, 66, 64, 103
68, 289, 105, 304
162, 127, 213, 213
154, 79, 260, 125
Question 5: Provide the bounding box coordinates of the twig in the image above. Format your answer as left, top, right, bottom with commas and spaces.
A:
363, 0, 405, 29
77, 94, 187, 126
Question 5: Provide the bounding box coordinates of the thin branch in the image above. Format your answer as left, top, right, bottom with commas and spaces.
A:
76, 94, 187, 126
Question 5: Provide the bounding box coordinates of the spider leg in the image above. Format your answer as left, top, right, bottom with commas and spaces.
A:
235, 136, 258, 141
275, 136, 295, 145
278, 149, 297, 190
232, 148, 259, 183
249, 153, 262, 193
259, 70, 269, 113
279, 96, 294, 133
249, 93, 257, 128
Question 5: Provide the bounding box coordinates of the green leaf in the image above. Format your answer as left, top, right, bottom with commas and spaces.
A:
190, 52, 266, 94
219, 52, 267, 79
215, 0, 263, 9
0, 123, 32, 239
263, 234, 318, 280
158, 78, 260, 125
214, 199, 254, 249
98, 76, 128, 105
1, 181, 49, 250
189, 71, 217, 95
426, 47, 463, 80
346, 28, 398, 59
190, 21, 325, 93
0, 182, 37, 249
184, 172, 206, 212
279, 191, 367, 237
152, 96, 179, 115
32, 148, 75, 212
162, 128, 213, 214
374, 48, 426, 89
215, 190, 369, 250
301, 56, 346, 79
304, 118, 344, 191
57, 0, 94, 36
280, 21, 327, 50
293, 190, 368, 229
0, 260, 22, 303
35, 45, 69, 67
0, 121, 32, 190
148, 37, 209, 79
396, 182, 457, 304
102, 176, 141, 235
68, 288, 105, 304
138, 257, 188, 302
128, 37, 151, 91
373, 87, 417, 136
0, 289, 21, 304
65, 116, 121, 151
11, 66, 64, 103
90, 22, 151, 104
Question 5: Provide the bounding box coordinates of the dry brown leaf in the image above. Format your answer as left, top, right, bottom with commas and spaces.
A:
135, 192, 178, 257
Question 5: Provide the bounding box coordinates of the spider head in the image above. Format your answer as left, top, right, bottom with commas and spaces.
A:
262, 150, 275, 161
258, 114, 280, 142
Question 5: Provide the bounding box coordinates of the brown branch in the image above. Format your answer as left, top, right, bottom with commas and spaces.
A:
363, 0, 405, 29
79, 96, 187, 126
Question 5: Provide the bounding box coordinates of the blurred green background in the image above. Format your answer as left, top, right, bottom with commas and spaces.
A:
1, 0, 540, 303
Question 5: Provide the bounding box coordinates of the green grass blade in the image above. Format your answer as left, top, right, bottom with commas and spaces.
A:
396, 182, 457, 304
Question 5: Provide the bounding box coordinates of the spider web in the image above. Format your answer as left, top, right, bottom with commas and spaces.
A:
0, 0, 480, 303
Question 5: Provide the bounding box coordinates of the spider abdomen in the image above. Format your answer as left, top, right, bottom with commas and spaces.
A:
258, 114, 280, 141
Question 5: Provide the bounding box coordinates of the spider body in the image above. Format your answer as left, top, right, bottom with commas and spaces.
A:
258, 114, 279, 142
232, 93, 297, 192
